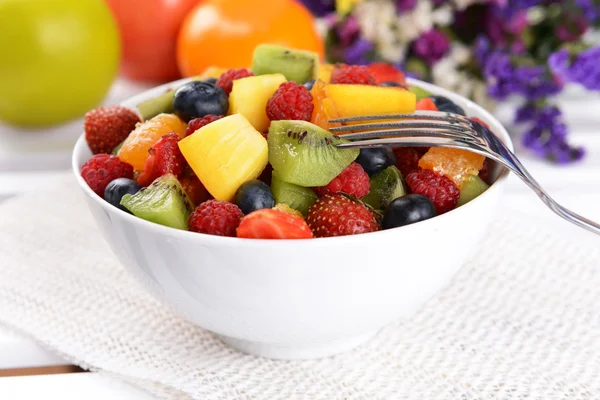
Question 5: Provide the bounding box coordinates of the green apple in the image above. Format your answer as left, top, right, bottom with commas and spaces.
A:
0, 0, 120, 127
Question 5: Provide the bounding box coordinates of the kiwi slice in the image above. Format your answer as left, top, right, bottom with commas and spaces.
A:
457, 175, 489, 207
137, 77, 204, 120
271, 171, 318, 216
362, 166, 406, 211
252, 44, 319, 83
407, 85, 432, 101
268, 120, 359, 187
120, 174, 194, 230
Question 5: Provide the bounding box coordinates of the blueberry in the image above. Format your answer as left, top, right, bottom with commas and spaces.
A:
429, 95, 466, 116
204, 77, 218, 85
382, 194, 437, 229
173, 81, 228, 122
235, 180, 275, 215
380, 81, 402, 87
356, 148, 396, 176
302, 80, 315, 91
104, 178, 142, 213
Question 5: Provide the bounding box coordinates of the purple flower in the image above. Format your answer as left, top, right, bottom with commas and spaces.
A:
555, 13, 589, 42
337, 15, 360, 46
549, 47, 600, 91
506, 11, 528, 34
344, 39, 373, 65
396, 0, 417, 12
519, 105, 584, 163
575, 0, 600, 22
412, 29, 450, 65
297, 0, 335, 17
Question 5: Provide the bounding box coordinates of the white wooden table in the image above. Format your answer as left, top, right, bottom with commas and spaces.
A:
1, 80, 599, 398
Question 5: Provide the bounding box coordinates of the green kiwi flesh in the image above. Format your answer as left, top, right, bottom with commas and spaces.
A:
271, 171, 318, 216
457, 175, 489, 207
407, 85, 432, 101
268, 120, 359, 187
120, 174, 194, 230
362, 166, 406, 211
251, 44, 319, 83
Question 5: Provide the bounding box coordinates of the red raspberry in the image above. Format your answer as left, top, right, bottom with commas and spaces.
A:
80, 154, 134, 196
266, 82, 314, 122
237, 209, 313, 239
405, 169, 460, 214
216, 68, 254, 94
137, 132, 186, 186
307, 194, 380, 237
188, 200, 243, 237
314, 162, 370, 198
330, 65, 376, 85
185, 115, 223, 137
393, 147, 425, 176
180, 175, 212, 207
84, 106, 140, 154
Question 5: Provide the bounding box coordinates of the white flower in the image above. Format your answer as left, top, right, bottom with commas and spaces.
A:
432, 4, 454, 26
396, 0, 435, 42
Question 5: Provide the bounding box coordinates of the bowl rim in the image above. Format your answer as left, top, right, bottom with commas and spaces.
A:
72, 77, 512, 247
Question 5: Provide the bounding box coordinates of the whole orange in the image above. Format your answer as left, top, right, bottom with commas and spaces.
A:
176, 0, 324, 77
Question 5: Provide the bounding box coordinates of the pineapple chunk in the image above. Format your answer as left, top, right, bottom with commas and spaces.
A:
228, 74, 287, 132
178, 114, 268, 201
318, 64, 334, 83
324, 84, 416, 117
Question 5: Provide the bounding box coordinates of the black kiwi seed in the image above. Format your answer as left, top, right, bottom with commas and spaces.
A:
287, 130, 292, 137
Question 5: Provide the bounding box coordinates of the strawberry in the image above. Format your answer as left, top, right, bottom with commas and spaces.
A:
84, 106, 140, 155
416, 98, 439, 111
367, 62, 406, 85
137, 132, 186, 186
306, 194, 380, 238
237, 209, 313, 239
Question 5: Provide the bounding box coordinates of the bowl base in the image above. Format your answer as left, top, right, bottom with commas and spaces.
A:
218, 330, 378, 360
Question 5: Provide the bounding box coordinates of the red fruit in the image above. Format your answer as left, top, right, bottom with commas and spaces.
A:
237, 209, 313, 239
84, 106, 140, 154
185, 114, 223, 136
405, 169, 460, 214
180, 175, 212, 206
266, 82, 314, 122
215, 68, 254, 94
306, 194, 379, 238
393, 147, 424, 176
188, 200, 243, 237
80, 154, 134, 196
416, 98, 439, 111
367, 62, 406, 85
479, 158, 490, 183
330, 65, 376, 85
137, 132, 186, 186
314, 162, 370, 198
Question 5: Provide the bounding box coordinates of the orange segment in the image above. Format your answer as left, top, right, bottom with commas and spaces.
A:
117, 113, 187, 171
418, 148, 485, 188
310, 80, 340, 131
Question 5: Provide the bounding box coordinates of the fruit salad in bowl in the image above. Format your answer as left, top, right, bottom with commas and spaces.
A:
73, 44, 511, 359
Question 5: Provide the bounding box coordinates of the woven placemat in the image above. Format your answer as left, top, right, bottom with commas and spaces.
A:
1, 173, 598, 399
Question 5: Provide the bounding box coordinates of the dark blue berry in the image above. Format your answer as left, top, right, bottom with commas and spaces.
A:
235, 180, 275, 215
302, 80, 315, 91
173, 81, 228, 122
105, 178, 142, 213
356, 148, 396, 176
429, 96, 466, 116
204, 78, 218, 85
382, 194, 437, 229
380, 81, 402, 87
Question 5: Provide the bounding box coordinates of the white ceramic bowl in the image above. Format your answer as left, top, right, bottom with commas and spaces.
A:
72, 78, 512, 360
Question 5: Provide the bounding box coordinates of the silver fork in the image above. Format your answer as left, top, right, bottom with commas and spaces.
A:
330, 111, 600, 236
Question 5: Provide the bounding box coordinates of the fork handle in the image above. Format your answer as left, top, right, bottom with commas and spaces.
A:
492, 145, 600, 236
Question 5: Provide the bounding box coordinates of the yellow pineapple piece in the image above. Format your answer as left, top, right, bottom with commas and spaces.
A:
228, 74, 287, 132
199, 66, 228, 79
117, 113, 187, 171
317, 64, 335, 83
178, 114, 268, 201
419, 148, 485, 188
324, 84, 416, 118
